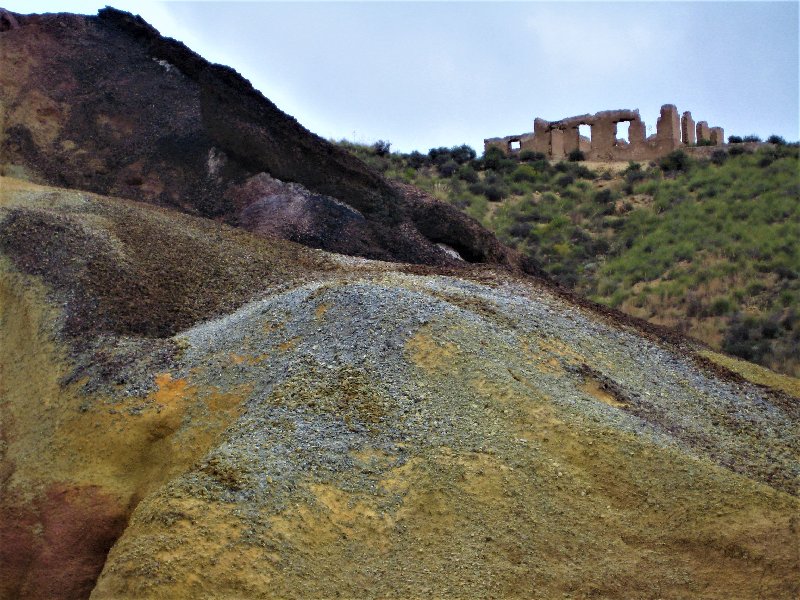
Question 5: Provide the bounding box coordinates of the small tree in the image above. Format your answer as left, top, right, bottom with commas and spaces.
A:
727, 135, 743, 144
406, 150, 428, 169
767, 135, 786, 145
372, 140, 391, 156
450, 144, 477, 165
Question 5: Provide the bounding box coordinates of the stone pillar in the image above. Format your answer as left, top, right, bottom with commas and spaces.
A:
628, 119, 646, 144
656, 104, 681, 146
563, 126, 580, 155
710, 127, 724, 145
681, 111, 696, 145
532, 118, 550, 154
550, 128, 565, 159
590, 118, 615, 154
696, 121, 710, 143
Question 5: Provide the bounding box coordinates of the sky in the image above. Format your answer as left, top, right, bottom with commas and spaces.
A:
4, 1, 799, 153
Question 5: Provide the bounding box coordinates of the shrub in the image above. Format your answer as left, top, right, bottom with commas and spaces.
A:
710, 296, 733, 316
568, 149, 585, 162
767, 135, 786, 145
729, 145, 751, 156
508, 222, 532, 238
484, 184, 507, 202
710, 149, 728, 165
511, 165, 539, 183
555, 174, 574, 188
742, 134, 762, 143
593, 188, 614, 204
437, 159, 459, 177
406, 150, 429, 169
457, 165, 479, 183
554, 161, 594, 179
480, 147, 516, 172
697, 139, 715, 147
520, 150, 547, 162
373, 140, 391, 156
468, 182, 486, 196
728, 135, 743, 144
451, 144, 477, 165
659, 150, 691, 173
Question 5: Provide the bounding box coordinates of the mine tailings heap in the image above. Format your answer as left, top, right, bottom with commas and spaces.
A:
485, 104, 725, 161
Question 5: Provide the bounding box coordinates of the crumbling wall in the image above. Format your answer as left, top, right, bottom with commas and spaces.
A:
485, 104, 725, 161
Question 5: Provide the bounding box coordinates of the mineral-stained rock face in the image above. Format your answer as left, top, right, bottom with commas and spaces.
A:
1, 177, 798, 599
0, 8, 525, 272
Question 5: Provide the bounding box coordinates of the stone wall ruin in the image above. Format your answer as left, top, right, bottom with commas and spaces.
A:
485, 104, 725, 161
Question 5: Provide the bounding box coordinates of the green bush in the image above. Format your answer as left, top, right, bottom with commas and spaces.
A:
437, 159, 459, 177
406, 150, 429, 168
555, 174, 574, 188
484, 184, 507, 202
451, 144, 477, 164
742, 135, 762, 143
480, 147, 517, 172
372, 140, 391, 156
594, 188, 614, 204
457, 165, 479, 183
520, 150, 547, 162
568, 149, 585, 162
711, 150, 728, 165
511, 165, 540, 183
659, 151, 691, 173
710, 296, 733, 316
728, 135, 743, 144
767, 135, 786, 145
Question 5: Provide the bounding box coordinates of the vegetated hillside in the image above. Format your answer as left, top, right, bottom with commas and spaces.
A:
0, 7, 527, 272
340, 141, 800, 376
2, 176, 798, 599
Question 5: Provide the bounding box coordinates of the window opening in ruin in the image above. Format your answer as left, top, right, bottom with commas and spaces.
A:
578, 124, 591, 141
509, 140, 521, 152
615, 121, 630, 145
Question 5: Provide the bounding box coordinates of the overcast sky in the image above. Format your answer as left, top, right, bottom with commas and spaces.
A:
6, 1, 799, 153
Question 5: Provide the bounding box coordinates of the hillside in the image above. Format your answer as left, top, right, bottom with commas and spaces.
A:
1, 8, 799, 600
341, 142, 800, 376
0, 7, 526, 272
2, 175, 798, 599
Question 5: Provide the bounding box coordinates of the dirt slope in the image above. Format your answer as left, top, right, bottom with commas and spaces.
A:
1, 177, 797, 599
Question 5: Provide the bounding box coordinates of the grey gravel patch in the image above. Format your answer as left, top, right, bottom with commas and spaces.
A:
162, 271, 798, 510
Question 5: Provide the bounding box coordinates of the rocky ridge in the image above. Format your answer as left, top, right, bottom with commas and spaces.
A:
0, 7, 529, 272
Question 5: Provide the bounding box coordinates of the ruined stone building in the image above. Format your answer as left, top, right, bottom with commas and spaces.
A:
484, 104, 724, 161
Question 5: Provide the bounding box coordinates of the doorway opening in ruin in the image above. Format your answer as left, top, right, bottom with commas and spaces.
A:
578, 124, 591, 142
508, 139, 521, 152
615, 121, 630, 146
